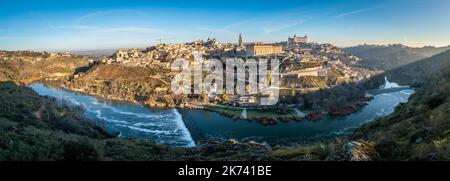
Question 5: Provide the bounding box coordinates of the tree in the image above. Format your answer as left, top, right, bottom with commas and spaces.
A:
291, 89, 296, 97
220, 92, 229, 102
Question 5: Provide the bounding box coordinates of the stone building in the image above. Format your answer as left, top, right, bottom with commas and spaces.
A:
288, 35, 308, 44
246, 43, 283, 56
238, 33, 244, 47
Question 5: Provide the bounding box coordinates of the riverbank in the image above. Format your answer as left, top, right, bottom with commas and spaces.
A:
2, 77, 442, 161
40, 78, 394, 126
203, 95, 376, 125
204, 105, 302, 125
29, 81, 415, 148
29, 83, 196, 147
179, 88, 414, 145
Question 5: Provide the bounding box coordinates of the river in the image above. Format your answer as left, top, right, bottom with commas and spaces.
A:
29, 78, 414, 147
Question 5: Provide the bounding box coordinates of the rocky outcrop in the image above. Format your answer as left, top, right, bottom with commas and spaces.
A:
326, 140, 380, 161
0, 51, 89, 84
306, 112, 323, 121
194, 139, 271, 161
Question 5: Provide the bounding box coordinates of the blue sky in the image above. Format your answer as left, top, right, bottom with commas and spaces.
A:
0, 0, 449, 51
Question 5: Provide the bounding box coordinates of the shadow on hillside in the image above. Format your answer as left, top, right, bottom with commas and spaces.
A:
384, 50, 450, 86
230, 72, 387, 120
291, 49, 450, 116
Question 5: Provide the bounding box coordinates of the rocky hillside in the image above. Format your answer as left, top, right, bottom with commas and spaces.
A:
0, 81, 245, 160
59, 63, 179, 107
0, 51, 89, 84
386, 50, 450, 85
2, 49, 450, 161
344, 44, 450, 71
351, 60, 450, 160
0, 80, 338, 161
0, 81, 349, 161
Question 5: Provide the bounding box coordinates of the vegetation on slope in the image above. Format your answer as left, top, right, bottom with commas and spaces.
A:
0, 81, 187, 160
0, 81, 334, 161
344, 44, 450, 71
3, 48, 450, 161
386, 50, 450, 85
352, 55, 450, 160
0, 51, 89, 84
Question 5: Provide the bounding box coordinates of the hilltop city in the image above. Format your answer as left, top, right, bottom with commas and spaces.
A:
0, 34, 376, 124
103, 34, 375, 84
2, 32, 450, 161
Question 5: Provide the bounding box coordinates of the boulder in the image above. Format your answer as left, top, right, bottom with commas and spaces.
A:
326, 140, 380, 161
226, 139, 240, 145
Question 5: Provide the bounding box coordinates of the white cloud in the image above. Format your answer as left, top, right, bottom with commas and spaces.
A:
197, 20, 248, 36
73, 11, 105, 23
49, 25, 99, 30
101, 27, 163, 34
196, 9, 309, 38
49, 24, 164, 35
334, 7, 375, 18
73, 9, 150, 23
0, 36, 32, 40
261, 20, 305, 34
197, 18, 306, 38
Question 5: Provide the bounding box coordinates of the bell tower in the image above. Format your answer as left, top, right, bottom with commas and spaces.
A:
238, 33, 244, 47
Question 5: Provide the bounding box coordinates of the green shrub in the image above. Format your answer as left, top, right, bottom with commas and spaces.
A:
62, 138, 101, 161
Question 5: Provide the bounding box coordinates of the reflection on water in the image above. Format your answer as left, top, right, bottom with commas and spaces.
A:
30, 78, 413, 146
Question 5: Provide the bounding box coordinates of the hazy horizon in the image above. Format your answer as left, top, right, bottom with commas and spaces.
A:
1, 0, 450, 51
3, 42, 450, 54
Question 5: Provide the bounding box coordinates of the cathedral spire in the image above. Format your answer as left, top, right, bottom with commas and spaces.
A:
238, 33, 244, 47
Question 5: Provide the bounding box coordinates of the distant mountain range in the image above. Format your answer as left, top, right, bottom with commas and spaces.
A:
344, 44, 450, 71
67, 49, 118, 57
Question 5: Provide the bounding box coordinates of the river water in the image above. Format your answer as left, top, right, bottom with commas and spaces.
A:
29, 79, 414, 147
